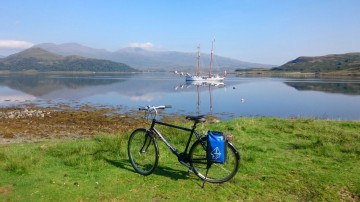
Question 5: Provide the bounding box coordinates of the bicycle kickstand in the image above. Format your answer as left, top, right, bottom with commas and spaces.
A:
202, 162, 211, 188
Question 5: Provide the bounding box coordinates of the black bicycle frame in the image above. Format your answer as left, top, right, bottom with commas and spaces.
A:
149, 118, 203, 165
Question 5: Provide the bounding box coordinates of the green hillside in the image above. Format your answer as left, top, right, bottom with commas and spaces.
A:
272, 53, 360, 73
0, 48, 138, 72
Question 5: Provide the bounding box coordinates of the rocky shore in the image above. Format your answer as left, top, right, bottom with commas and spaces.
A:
0, 109, 50, 119
0, 106, 142, 144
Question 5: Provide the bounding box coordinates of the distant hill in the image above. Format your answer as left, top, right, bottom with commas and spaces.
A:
34, 43, 272, 71
0, 48, 138, 72
272, 53, 360, 72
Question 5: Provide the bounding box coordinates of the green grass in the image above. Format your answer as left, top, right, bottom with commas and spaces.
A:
1, 117, 359, 201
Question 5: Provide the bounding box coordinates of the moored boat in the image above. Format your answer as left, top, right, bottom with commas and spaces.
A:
180, 40, 225, 82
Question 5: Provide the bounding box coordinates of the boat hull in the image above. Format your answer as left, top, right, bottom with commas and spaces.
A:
185, 75, 224, 82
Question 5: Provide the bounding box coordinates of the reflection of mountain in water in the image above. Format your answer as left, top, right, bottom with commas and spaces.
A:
0, 74, 130, 96
0, 73, 239, 106
0, 73, 191, 101
285, 82, 360, 95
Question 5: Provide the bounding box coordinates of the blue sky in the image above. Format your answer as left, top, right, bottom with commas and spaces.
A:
1, 0, 360, 65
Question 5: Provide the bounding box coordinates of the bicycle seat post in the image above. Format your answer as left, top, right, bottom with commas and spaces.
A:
191, 121, 198, 129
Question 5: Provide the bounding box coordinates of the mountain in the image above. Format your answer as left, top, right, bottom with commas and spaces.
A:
0, 48, 138, 72
272, 53, 360, 72
35, 43, 110, 59
34, 43, 272, 70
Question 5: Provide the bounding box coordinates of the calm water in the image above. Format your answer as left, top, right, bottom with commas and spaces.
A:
1, 73, 360, 120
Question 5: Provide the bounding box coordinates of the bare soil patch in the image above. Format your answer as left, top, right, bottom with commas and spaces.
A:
0, 184, 13, 195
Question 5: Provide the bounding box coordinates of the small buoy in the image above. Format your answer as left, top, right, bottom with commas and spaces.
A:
240, 98, 245, 103
233, 87, 236, 89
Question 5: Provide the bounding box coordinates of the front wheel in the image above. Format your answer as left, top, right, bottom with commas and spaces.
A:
128, 128, 159, 175
189, 136, 240, 183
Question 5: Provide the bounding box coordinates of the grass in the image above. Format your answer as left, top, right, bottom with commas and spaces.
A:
0, 117, 359, 201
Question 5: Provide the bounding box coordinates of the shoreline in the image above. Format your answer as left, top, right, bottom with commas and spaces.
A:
233, 70, 360, 78
0, 70, 141, 75
1, 105, 359, 144
1, 70, 360, 78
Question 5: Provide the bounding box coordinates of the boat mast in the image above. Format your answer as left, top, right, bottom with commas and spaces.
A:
197, 44, 200, 76
209, 38, 215, 77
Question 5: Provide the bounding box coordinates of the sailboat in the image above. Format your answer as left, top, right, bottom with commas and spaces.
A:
185, 40, 225, 82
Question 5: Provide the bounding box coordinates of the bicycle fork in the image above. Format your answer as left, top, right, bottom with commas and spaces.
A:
139, 132, 152, 154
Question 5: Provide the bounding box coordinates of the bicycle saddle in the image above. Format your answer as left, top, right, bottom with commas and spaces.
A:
186, 115, 206, 123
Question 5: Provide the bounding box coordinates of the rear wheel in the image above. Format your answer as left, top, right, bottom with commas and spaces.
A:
128, 128, 159, 175
189, 136, 240, 183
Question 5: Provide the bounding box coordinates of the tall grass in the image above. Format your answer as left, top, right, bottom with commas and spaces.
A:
0, 117, 359, 201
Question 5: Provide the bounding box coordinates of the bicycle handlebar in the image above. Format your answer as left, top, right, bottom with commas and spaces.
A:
139, 105, 172, 111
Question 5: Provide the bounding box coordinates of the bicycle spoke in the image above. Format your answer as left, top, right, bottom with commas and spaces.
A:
128, 105, 240, 183
189, 137, 240, 183
128, 129, 159, 176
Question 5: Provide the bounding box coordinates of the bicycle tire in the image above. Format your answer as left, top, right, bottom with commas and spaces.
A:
189, 136, 240, 183
128, 128, 159, 175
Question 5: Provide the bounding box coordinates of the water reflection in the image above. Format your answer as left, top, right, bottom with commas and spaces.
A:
175, 81, 225, 115
0, 73, 359, 120
0, 74, 128, 96
285, 81, 360, 95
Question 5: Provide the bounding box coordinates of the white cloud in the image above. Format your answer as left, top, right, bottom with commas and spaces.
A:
129, 42, 154, 49
0, 40, 34, 49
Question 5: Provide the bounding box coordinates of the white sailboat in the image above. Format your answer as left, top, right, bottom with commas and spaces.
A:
184, 40, 225, 82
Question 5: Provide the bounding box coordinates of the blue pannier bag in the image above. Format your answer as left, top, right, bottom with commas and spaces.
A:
207, 131, 227, 164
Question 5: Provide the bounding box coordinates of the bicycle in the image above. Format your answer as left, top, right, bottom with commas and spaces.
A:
127, 105, 240, 183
